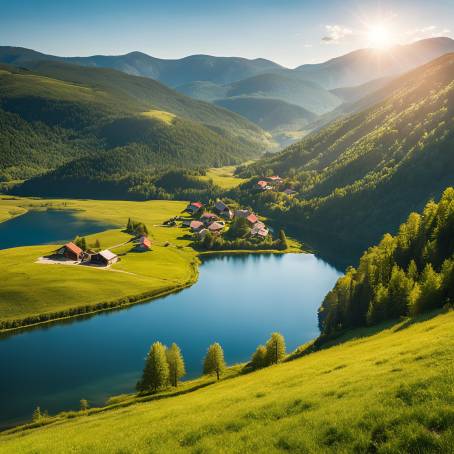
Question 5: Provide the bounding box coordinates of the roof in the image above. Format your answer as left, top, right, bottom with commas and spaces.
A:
257, 180, 268, 187
98, 249, 117, 261
201, 212, 217, 218
234, 209, 250, 218
208, 222, 224, 231
246, 214, 258, 224
215, 200, 228, 211
141, 237, 152, 248
190, 220, 204, 229
283, 188, 297, 195
190, 202, 203, 208
268, 175, 282, 181
64, 242, 83, 255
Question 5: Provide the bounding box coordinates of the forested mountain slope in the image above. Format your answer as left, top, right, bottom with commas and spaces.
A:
236, 53, 454, 251
319, 188, 454, 335
0, 62, 273, 181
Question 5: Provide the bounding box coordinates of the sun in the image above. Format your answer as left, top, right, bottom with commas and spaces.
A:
367, 24, 393, 49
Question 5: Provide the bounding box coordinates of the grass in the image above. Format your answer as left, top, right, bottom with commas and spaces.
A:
1, 309, 453, 452
198, 165, 249, 189
0, 196, 301, 329
0, 197, 199, 327
141, 109, 176, 125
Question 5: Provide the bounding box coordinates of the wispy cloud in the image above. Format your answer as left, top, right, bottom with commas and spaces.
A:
321, 25, 353, 44
404, 25, 451, 41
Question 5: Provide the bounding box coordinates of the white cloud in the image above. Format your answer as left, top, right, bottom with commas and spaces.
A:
321, 25, 353, 44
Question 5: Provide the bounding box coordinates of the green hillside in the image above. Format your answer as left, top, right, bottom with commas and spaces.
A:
236, 53, 454, 252
1, 307, 453, 452
215, 97, 316, 131
319, 188, 454, 336
0, 62, 273, 182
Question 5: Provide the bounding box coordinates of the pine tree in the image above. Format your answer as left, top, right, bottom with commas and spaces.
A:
203, 343, 226, 380
32, 406, 42, 422
265, 332, 286, 365
80, 399, 89, 412
279, 230, 288, 250
203, 231, 214, 249
80, 237, 87, 251
250, 345, 267, 369
138, 342, 170, 392
414, 264, 442, 313
166, 343, 186, 387
94, 239, 101, 250
126, 218, 132, 233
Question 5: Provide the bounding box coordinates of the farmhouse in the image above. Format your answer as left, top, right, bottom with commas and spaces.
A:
208, 221, 224, 233
267, 175, 283, 184
182, 219, 192, 227
196, 228, 209, 241
200, 212, 218, 225
251, 223, 269, 238
90, 249, 119, 266
246, 213, 259, 225
234, 209, 251, 218
186, 202, 203, 215
139, 236, 152, 250
190, 220, 204, 232
257, 180, 270, 191
57, 242, 84, 261
214, 200, 233, 219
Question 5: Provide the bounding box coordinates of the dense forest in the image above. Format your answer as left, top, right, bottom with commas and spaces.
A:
234, 53, 454, 250
0, 62, 272, 184
318, 187, 454, 336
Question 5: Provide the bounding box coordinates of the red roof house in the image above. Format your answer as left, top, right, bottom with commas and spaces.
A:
246, 214, 258, 225
186, 201, 204, 214
190, 220, 204, 232
140, 236, 152, 250
208, 222, 224, 233
58, 242, 83, 261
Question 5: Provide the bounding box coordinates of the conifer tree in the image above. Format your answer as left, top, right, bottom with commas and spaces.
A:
166, 343, 186, 387
414, 264, 442, 313
250, 345, 267, 370
138, 342, 169, 392
265, 332, 286, 365
126, 218, 132, 233
279, 230, 288, 250
203, 343, 226, 380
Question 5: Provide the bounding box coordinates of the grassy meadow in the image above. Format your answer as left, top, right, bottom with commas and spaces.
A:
1, 309, 453, 453
198, 165, 249, 189
0, 197, 199, 328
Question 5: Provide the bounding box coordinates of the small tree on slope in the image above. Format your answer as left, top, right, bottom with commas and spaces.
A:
166, 343, 186, 387
203, 343, 226, 380
138, 342, 169, 392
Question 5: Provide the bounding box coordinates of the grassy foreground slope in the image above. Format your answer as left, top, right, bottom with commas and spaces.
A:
2, 309, 453, 452
0, 198, 199, 328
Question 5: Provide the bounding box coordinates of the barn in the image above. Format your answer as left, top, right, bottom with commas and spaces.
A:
57, 242, 83, 261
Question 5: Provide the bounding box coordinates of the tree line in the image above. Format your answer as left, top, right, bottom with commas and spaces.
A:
137, 332, 287, 393
318, 187, 454, 336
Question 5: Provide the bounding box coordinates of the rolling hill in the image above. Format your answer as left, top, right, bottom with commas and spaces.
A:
1, 306, 452, 452
0, 62, 274, 182
0, 47, 284, 87
237, 52, 454, 253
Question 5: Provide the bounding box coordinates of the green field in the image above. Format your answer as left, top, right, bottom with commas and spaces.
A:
198, 165, 250, 189
0, 197, 200, 328
2, 308, 453, 452
0, 196, 299, 329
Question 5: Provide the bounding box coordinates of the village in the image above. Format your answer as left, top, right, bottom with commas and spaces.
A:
255, 175, 297, 195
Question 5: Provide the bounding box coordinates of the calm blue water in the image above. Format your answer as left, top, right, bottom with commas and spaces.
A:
0, 209, 114, 249
0, 253, 341, 428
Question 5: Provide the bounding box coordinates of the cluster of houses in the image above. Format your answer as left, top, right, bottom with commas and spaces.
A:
184, 200, 270, 240
256, 175, 297, 196
57, 242, 119, 266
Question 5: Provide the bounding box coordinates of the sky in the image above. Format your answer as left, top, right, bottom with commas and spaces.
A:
0, 0, 453, 68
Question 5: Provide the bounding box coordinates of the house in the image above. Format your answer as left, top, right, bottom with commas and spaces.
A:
208, 222, 224, 233
190, 220, 204, 232
186, 202, 203, 215
234, 209, 251, 218
251, 226, 269, 238
246, 213, 259, 225
257, 180, 271, 191
283, 188, 297, 196
57, 242, 83, 261
214, 200, 234, 219
139, 236, 152, 250
196, 228, 209, 241
182, 219, 192, 227
90, 249, 119, 266
200, 212, 218, 225
267, 175, 283, 184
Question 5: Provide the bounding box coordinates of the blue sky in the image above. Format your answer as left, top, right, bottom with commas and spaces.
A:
0, 0, 452, 67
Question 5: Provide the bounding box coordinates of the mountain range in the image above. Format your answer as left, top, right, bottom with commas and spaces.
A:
2, 37, 453, 140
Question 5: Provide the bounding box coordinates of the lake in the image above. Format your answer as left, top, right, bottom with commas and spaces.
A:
0, 210, 342, 428
0, 209, 114, 250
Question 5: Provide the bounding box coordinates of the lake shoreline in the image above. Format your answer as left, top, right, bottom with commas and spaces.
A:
0, 248, 303, 334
